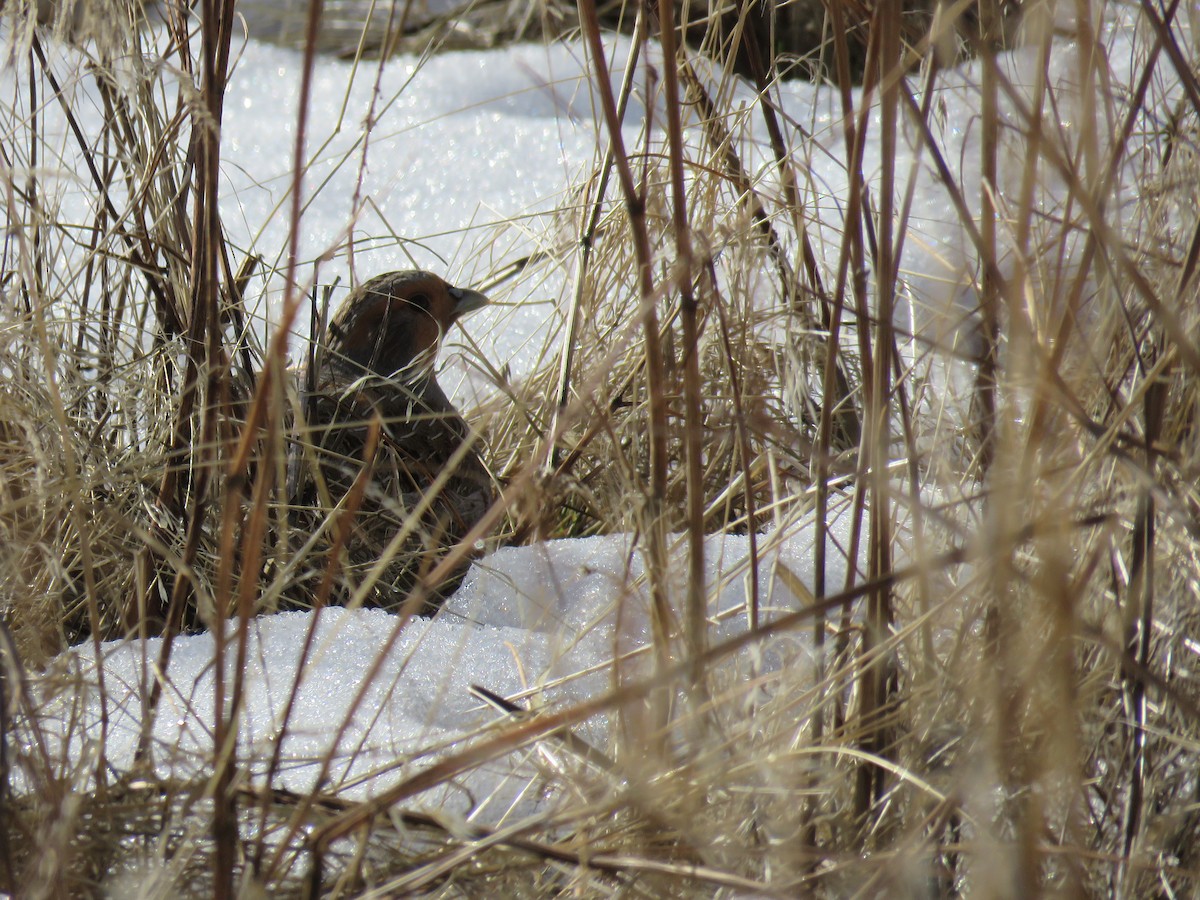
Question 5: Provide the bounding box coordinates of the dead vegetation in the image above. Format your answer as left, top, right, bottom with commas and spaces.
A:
1, 0, 1199, 896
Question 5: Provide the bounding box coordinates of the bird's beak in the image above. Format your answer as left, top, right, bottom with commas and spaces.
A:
448, 285, 489, 320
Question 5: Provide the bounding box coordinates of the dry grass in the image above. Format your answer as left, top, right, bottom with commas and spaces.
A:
2, 0, 1200, 896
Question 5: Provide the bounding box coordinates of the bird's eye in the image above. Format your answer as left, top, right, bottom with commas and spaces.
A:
407, 293, 431, 311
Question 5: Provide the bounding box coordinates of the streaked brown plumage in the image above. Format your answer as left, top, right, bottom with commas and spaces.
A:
287, 270, 494, 612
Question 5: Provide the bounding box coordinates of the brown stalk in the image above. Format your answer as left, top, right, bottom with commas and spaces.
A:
545, 7, 645, 478
186, 0, 241, 893
577, 0, 674, 675
854, 0, 899, 824
1115, 368, 1163, 895
656, 0, 707, 678
974, 0, 1001, 473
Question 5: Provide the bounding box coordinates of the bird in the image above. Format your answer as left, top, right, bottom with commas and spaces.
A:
285, 270, 494, 613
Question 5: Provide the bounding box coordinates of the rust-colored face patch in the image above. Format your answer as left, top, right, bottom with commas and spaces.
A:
325, 270, 488, 380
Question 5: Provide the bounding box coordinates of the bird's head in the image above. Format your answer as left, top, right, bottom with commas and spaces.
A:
325, 270, 489, 380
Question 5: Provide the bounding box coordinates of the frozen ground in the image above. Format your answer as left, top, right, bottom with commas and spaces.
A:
50, 517, 856, 823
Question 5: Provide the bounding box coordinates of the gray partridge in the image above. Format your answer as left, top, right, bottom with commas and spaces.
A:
287, 270, 494, 612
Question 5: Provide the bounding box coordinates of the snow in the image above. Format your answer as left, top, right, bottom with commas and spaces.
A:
8, 0, 1190, 830
207, 4, 1164, 418
50, 518, 856, 824
214, 33, 653, 401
